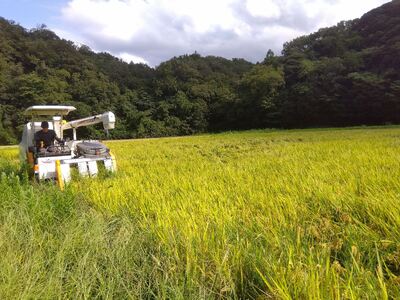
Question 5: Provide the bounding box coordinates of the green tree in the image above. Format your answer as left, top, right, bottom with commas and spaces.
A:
239, 65, 285, 128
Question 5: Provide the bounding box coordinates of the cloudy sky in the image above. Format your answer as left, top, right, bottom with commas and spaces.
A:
0, 0, 391, 66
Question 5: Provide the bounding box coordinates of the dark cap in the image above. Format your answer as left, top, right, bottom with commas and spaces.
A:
41, 121, 49, 129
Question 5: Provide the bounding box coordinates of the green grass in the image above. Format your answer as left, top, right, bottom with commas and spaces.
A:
1, 127, 400, 299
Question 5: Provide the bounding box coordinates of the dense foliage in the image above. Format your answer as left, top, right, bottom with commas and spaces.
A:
0, 0, 399, 144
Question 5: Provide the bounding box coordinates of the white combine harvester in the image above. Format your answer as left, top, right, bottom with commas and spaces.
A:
20, 105, 116, 189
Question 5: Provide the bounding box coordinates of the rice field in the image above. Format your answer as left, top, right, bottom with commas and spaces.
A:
0, 127, 400, 299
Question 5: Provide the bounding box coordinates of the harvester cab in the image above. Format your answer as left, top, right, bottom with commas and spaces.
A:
20, 105, 116, 187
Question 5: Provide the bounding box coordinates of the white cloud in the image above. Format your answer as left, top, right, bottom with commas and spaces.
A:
55, 0, 391, 66
119, 52, 148, 64
246, 0, 281, 19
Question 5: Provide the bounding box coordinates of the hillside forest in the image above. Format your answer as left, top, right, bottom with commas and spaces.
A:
0, 0, 399, 144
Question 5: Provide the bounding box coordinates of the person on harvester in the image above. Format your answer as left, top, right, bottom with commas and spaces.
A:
35, 121, 64, 151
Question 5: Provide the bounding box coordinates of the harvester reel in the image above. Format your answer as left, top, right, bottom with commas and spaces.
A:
76, 141, 110, 158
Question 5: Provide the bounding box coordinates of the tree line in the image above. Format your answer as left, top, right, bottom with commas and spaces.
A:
0, 0, 399, 144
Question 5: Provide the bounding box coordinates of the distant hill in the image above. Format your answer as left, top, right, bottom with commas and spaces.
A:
0, 0, 399, 144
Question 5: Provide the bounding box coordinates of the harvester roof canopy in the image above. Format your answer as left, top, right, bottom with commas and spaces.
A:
24, 105, 76, 118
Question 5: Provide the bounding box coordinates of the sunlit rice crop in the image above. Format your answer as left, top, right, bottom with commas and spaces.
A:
0, 128, 400, 299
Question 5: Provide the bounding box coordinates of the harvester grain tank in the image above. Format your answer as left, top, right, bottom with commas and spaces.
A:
20, 105, 117, 187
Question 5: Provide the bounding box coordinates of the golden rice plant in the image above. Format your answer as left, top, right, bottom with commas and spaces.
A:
1, 127, 400, 298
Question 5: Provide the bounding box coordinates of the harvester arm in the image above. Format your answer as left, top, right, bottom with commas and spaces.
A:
62, 112, 115, 131
61, 112, 115, 139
